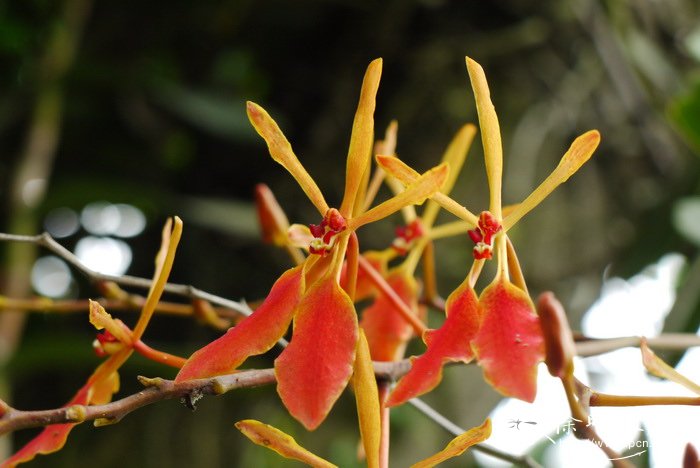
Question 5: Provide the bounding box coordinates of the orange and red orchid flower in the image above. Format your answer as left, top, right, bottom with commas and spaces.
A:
357, 120, 477, 363
4, 218, 182, 468
176, 59, 448, 430
383, 57, 601, 405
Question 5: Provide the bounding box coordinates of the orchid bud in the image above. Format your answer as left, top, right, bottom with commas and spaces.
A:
537, 292, 575, 379
254, 183, 291, 247
684, 442, 699, 468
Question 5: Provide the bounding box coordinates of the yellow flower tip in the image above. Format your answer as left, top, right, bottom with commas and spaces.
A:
375, 154, 419, 182
245, 101, 261, 120
246, 101, 269, 132
434, 162, 449, 189
465, 56, 482, 73
465, 57, 490, 95
571, 129, 601, 156
369, 57, 383, 70
555, 129, 602, 179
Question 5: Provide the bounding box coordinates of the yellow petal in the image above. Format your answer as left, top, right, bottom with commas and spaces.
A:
350, 163, 448, 230
466, 57, 502, 218
89, 300, 133, 345
641, 338, 700, 395
411, 418, 492, 468
235, 419, 337, 468
340, 58, 383, 218
132, 217, 183, 341
254, 183, 291, 247
377, 119, 398, 157
363, 121, 398, 213
376, 155, 478, 226
502, 130, 600, 231
352, 330, 381, 468
247, 101, 329, 215
88, 370, 120, 405
422, 123, 477, 228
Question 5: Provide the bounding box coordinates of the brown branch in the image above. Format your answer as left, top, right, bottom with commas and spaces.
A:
0, 360, 411, 435
6, 232, 700, 465
0, 232, 253, 319
0, 296, 240, 329
589, 392, 700, 407
575, 334, 700, 356
0, 358, 536, 468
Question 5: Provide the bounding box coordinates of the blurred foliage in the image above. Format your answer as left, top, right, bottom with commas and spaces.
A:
2, 0, 700, 466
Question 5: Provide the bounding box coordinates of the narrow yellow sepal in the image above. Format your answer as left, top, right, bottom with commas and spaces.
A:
502, 130, 600, 231
352, 330, 381, 468
246, 101, 330, 216
363, 120, 399, 213
89, 300, 132, 345
641, 338, 700, 395
341, 58, 383, 218
235, 419, 338, 468
376, 155, 478, 226
466, 57, 502, 218
88, 371, 120, 406
422, 123, 477, 228
350, 163, 448, 230
132, 216, 182, 341
411, 418, 492, 468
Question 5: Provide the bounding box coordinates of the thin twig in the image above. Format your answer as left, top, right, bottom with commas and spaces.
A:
0, 296, 240, 322
0, 360, 410, 435
575, 334, 700, 356
0, 232, 253, 318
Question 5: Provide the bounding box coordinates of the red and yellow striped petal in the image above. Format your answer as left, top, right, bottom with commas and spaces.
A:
275, 276, 359, 430
386, 279, 479, 407
472, 278, 544, 402
176, 266, 304, 381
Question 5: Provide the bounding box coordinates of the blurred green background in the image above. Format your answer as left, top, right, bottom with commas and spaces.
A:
2, 0, 700, 466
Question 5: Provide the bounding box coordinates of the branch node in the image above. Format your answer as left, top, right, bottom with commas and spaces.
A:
65, 405, 86, 423
94, 416, 120, 427
211, 378, 227, 395
137, 375, 165, 388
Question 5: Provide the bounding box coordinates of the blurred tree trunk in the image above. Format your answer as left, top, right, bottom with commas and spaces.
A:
0, 0, 91, 458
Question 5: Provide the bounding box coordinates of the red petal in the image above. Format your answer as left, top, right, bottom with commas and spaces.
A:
3, 351, 125, 467
2, 386, 90, 467
472, 279, 544, 402
275, 276, 358, 430
176, 266, 303, 381
360, 270, 417, 362
386, 279, 479, 407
